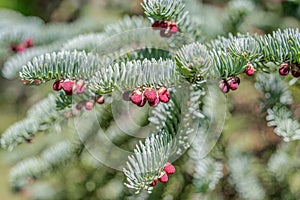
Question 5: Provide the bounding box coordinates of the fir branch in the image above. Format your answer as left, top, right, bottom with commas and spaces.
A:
193, 157, 223, 192
88, 58, 179, 94
175, 42, 211, 81
2, 43, 60, 79
0, 119, 39, 151
227, 150, 266, 200
266, 106, 300, 142
19, 50, 101, 84
258, 28, 300, 64
0, 94, 65, 150
255, 72, 293, 108
123, 132, 174, 194
255, 72, 300, 141
267, 143, 293, 181
141, 0, 186, 22
205, 28, 300, 78
9, 141, 74, 188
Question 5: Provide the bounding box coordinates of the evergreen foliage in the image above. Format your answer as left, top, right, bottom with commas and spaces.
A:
1, 0, 300, 199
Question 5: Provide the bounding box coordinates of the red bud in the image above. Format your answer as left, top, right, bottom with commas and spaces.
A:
144, 88, 157, 102
158, 87, 170, 103
159, 174, 168, 183
163, 162, 175, 174
53, 80, 63, 91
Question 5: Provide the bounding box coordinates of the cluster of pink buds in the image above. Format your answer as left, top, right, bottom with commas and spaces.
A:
152, 20, 178, 38
219, 76, 240, 93
53, 79, 87, 96
129, 87, 170, 107
150, 162, 175, 186
63, 95, 104, 119
75, 95, 105, 111
10, 38, 33, 53
244, 62, 255, 76
279, 62, 300, 78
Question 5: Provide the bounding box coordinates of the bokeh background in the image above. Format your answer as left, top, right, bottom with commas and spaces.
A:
0, 0, 300, 199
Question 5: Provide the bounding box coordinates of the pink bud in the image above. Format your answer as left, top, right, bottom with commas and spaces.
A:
150, 179, 158, 186
219, 79, 230, 93
160, 21, 168, 29
158, 87, 170, 103
244, 62, 255, 76
169, 23, 178, 33
75, 80, 86, 94
16, 43, 25, 52
25, 38, 34, 48
131, 89, 144, 105
279, 63, 290, 76
85, 101, 94, 110
33, 79, 41, 84
75, 101, 85, 110
144, 88, 157, 102
96, 95, 105, 104
227, 76, 240, 91
159, 174, 168, 183
163, 162, 175, 174
63, 79, 74, 95
122, 91, 132, 101
53, 80, 63, 91
291, 63, 300, 78
152, 21, 161, 30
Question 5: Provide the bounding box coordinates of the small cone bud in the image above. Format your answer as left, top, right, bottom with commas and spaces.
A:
85, 100, 95, 110
10, 44, 17, 52
75, 80, 86, 94
25, 38, 33, 48
244, 62, 255, 76
131, 89, 144, 105
63, 79, 74, 95
160, 30, 172, 38
163, 162, 175, 174
64, 111, 72, 119
160, 21, 168, 29
16, 43, 25, 52
158, 87, 170, 103
169, 23, 178, 33
33, 79, 41, 84
219, 79, 230, 93
279, 62, 290, 76
53, 80, 63, 91
159, 174, 168, 183
150, 179, 158, 186
96, 95, 105, 104
291, 63, 300, 78
227, 76, 240, 90
152, 21, 161, 30
26, 138, 33, 143
122, 90, 132, 101
144, 88, 157, 102
75, 101, 85, 110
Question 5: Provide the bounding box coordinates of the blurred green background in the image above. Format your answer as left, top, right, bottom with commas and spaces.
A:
0, 0, 300, 199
